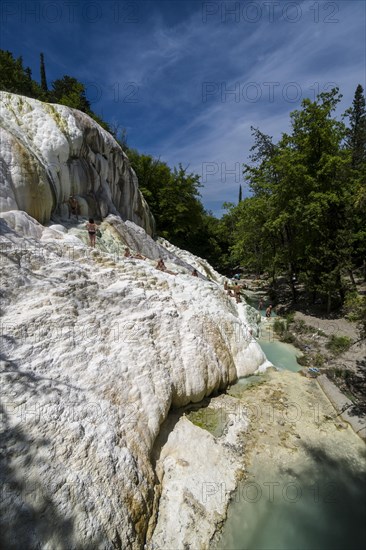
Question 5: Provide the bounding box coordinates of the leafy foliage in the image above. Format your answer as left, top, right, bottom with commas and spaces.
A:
126, 148, 231, 263
326, 335, 352, 355
224, 86, 366, 310
0, 49, 110, 131
0, 50, 44, 99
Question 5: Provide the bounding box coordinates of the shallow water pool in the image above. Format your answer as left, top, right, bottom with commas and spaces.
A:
258, 338, 302, 372
215, 441, 366, 550
215, 313, 366, 550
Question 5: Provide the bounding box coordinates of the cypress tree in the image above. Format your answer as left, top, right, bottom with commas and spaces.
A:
25, 67, 32, 82
238, 184, 242, 203
40, 52, 48, 92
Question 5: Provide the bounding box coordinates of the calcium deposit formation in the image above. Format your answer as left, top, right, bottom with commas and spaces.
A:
0, 93, 269, 549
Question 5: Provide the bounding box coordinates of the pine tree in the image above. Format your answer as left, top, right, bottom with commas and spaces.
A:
25, 67, 32, 82
40, 52, 48, 92
345, 84, 366, 168
238, 184, 242, 203
344, 85, 366, 280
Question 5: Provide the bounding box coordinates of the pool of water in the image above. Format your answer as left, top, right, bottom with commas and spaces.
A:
258, 338, 302, 372
216, 449, 366, 550
215, 311, 366, 550
227, 374, 269, 399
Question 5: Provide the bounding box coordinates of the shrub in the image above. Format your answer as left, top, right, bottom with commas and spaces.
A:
285, 311, 295, 325
344, 292, 366, 322
293, 319, 307, 333
273, 319, 286, 335
282, 332, 296, 344
314, 353, 325, 367
296, 354, 309, 366
326, 335, 352, 355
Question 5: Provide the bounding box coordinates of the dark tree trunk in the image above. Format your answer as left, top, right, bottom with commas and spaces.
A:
327, 292, 332, 314
337, 271, 345, 304
348, 269, 356, 288
288, 262, 297, 303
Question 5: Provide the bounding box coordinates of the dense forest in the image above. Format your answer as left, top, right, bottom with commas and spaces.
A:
1, 50, 365, 319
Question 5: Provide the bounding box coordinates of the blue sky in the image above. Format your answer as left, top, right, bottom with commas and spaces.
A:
1, 0, 365, 216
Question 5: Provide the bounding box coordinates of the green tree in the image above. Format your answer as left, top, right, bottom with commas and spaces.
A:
131, 153, 204, 250
236, 89, 355, 310
40, 52, 48, 92
127, 148, 230, 265
230, 196, 277, 277
0, 49, 42, 98
345, 84, 366, 169
50, 76, 92, 112
343, 85, 366, 280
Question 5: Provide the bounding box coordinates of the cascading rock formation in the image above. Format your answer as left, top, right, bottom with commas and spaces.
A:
0, 93, 269, 548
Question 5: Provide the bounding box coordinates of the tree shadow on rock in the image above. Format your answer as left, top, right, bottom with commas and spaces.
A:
0, 352, 105, 549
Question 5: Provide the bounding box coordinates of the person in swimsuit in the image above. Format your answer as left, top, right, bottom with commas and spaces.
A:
68, 195, 80, 220
265, 305, 273, 318
125, 247, 145, 260
86, 218, 97, 247
156, 258, 166, 271
233, 283, 242, 303
156, 258, 177, 275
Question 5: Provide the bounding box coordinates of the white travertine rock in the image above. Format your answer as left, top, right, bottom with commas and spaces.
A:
0, 92, 154, 233
0, 211, 269, 548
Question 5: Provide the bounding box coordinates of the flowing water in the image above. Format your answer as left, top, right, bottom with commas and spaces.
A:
216, 304, 366, 550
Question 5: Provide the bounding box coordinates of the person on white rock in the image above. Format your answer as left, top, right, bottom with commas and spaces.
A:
68, 195, 80, 220
86, 218, 97, 248
233, 283, 242, 303
156, 258, 177, 275
156, 258, 166, 271
125, 247, 146, 260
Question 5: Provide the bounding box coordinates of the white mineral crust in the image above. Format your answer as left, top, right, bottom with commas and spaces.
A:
0, 92, 154, 232
0, 210, 269, 548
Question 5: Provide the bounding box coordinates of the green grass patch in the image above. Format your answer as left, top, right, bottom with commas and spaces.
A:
187, 407, 227, 438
